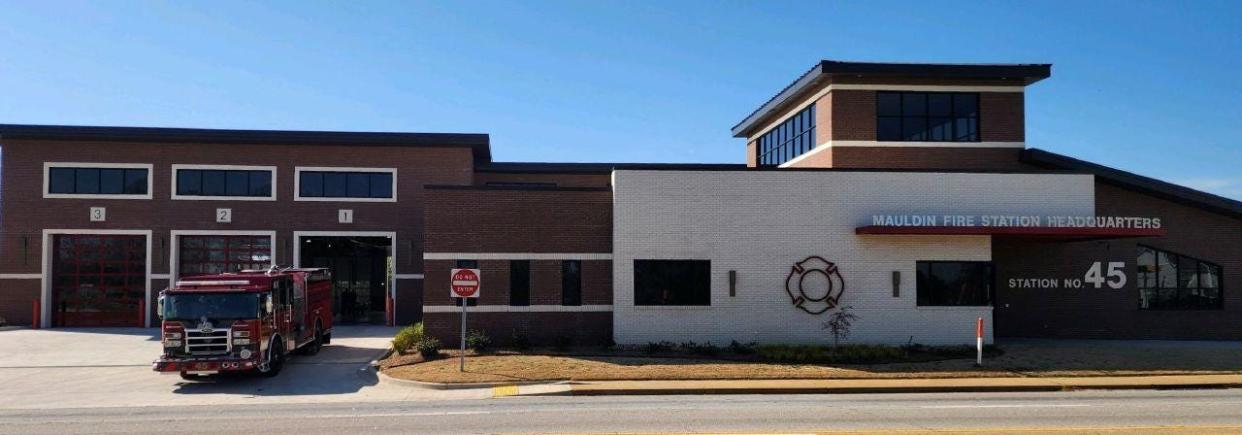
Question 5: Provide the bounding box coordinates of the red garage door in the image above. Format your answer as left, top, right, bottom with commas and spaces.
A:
52, 235, 146, 327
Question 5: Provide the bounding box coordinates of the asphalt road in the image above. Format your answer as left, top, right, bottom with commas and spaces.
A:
3, 389, 1242, 434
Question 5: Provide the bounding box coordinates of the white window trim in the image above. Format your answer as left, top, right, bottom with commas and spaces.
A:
292, 231, 398, 323
43, 162, 154, 200
293, 166, 397, 203
169, 230, 278, 283
170, 164, 278, 201
41, 229, 154, 328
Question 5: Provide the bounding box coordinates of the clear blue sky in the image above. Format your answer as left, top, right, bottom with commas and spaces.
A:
1, 1, 1239, 199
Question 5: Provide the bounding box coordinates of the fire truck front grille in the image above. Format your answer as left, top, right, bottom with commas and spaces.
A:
186, 329, 230, 355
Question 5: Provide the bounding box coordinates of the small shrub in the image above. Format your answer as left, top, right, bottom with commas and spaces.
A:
465, 329, 491, 352
644, 341, 674, 354
510, 329, 531, 351
392, 322, 426, 355
822, 306, 858, 348
679, 341, 720, 356
552, 335, 573, 351
757, 344, 906, 364
728, 340, 756, 355
417, 337, 443, 359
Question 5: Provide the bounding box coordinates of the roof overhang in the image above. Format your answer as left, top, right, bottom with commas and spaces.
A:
731, 60, 1052, 138
855, 225, 1165, 241
0, 123, 493, 163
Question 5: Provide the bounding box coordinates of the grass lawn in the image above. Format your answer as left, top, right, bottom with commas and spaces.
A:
381, 341, 1242, 384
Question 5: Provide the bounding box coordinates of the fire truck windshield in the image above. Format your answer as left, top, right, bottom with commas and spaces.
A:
164, 293, 261, 321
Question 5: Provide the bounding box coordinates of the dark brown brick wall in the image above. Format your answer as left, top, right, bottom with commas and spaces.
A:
0, 138, 477, 324
423, 311, 612, 347
0, 280, 39, 326
994, 181, 1242, 340
828, 147, 1039, 171
474, 172, 612, 188
423, 188, 612, 253
421, 186, 614, 342
828, 90, 876, 141
980, 92, 1025, 142
422, 259, 611, 307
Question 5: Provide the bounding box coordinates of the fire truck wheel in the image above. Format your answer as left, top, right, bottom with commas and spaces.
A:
258, 341, 284, 377
305, 326, 323, 356
179, 372, 198, 381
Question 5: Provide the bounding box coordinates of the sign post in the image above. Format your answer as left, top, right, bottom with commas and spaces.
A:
975, 317, 984, 367
450, 268, 481, 372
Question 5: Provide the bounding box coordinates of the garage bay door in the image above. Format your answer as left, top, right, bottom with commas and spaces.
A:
52, 235, 147, 327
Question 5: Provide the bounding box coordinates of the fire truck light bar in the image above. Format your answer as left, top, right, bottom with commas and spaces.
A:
176, 280, 251, 286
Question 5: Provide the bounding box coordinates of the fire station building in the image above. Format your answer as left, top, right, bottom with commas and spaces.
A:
1, 60, 1239, 346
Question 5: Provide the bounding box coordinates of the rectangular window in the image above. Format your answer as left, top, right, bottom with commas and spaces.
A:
45, 164, 150, 197
916, 261, 993, 306
173, 167, 274, 199
454, 260, 478, 306
178, 235, 273, 277
634, 260, 711, 306
1137, 245, 1222, 310
877, 91, 980, 142
756, 104, 816, 166
297, 168, 395, 200
509, 260, 530, 306
561, 260, 582, 306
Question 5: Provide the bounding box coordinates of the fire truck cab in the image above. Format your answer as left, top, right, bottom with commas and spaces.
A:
153, 267, 333, 379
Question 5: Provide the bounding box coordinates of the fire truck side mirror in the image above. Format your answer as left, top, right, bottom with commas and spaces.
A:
264, 294, 274, 315
156, 296, 164, 319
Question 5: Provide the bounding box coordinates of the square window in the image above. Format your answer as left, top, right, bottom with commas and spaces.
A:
49, 168, 75, 193
177, 170, 202, 196
370, 173, 393, 198
953, 93, 978, 117
99, 169, 124, 194
202, 171, 226, 196
123, 169, 147, 194
300, 172, 324, 197
877, 92, 902, 117
249, 171, 272, 197
323, 173, 347, 197
74, 168, 100, 194
902, 117, 928, 141
877, 117, 902, 141
225, 171, 249, 196
902, 93, 927, 116
928, 94, 952, 117
347, 173, 370, 197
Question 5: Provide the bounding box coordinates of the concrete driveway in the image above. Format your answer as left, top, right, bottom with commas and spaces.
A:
0, 326, 491, 410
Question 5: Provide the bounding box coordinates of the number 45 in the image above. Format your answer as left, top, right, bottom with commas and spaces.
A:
1085, 262, 1126, 289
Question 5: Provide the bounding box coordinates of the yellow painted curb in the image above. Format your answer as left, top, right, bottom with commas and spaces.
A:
492, 384, 520, 397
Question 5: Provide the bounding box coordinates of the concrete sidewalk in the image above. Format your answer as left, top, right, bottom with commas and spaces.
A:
559, 374, 1242, 396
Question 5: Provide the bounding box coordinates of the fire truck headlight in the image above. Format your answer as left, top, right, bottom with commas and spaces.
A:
163, 340, 182, 348
165, 332, 182, 339
239, 349, 253, 359
233, 338, 252, 346
232, 330, 250, 338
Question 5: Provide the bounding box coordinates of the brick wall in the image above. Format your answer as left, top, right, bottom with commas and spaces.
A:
994, 181, 1242, 339
421, 185, 614, 344
0, 138, 476, 325
474, 171, 612, 188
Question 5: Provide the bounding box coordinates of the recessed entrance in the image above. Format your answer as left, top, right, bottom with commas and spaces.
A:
296, 235, 392, 324
51, 234, 147, 327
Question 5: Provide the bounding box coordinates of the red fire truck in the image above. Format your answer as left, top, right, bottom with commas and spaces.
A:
152, 267, 333, 379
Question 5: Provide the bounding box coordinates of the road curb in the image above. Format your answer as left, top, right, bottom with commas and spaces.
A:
564, 378, 1242, 397
375, 369, 570, 391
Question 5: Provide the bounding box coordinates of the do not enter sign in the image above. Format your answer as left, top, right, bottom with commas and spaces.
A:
450, 268, 481, 298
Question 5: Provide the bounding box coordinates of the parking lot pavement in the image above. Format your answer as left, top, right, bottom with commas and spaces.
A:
0, 326, 492, 410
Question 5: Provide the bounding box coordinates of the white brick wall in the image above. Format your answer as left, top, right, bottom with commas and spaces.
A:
612, 170, 1095, 346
